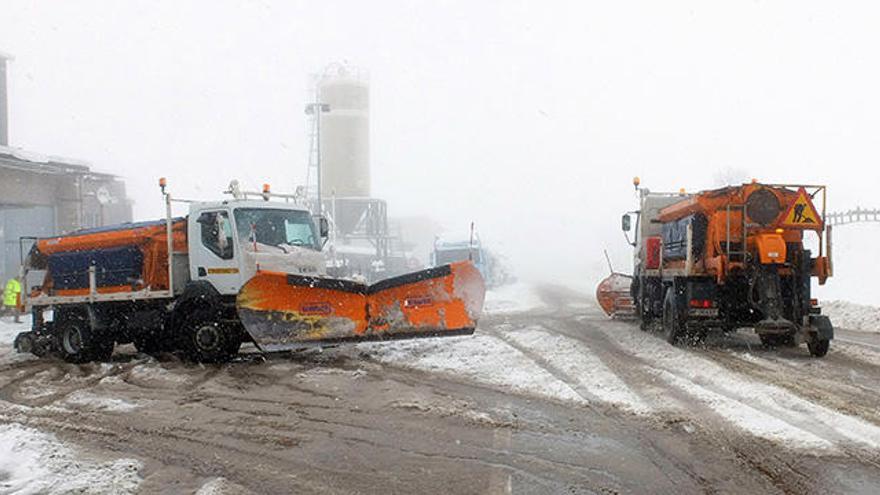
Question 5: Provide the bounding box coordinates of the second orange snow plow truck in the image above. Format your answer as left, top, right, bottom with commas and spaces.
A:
13, 180, 486, 363
606, 180, 834, 357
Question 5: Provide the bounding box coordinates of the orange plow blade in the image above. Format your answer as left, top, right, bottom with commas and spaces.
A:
237, 261, 486, 352
596, 273, 636, 319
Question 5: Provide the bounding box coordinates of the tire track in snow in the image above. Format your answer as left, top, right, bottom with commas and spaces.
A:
488, 325, 651, 414
593, 315, 880, 452
359, 334, 586, 406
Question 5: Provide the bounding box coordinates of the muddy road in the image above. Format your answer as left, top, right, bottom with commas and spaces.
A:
1, 286, 880, 494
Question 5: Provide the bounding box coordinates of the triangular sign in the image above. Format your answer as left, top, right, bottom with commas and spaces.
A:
780, 187, 823, 229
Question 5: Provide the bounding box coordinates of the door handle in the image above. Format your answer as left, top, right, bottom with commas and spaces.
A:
198, 267, 207, 277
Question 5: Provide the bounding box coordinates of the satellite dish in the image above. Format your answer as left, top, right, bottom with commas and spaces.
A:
96, 186, 113, 205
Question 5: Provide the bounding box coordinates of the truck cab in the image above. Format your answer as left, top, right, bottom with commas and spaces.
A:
188, 200, 328, 296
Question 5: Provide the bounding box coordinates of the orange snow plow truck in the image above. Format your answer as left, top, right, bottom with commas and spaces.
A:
598, 180, 834, 357
13, 180, 485, 363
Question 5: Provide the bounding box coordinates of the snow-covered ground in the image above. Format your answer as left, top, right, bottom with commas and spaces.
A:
483, 282, 545, 314
823, 300, 880, 333
359, 334, 584, 404
0, 423, 141, 494
0, 317, 144, 493
0, 317, 32, 366
362, 307, 880, 453
0, 317, 28, 347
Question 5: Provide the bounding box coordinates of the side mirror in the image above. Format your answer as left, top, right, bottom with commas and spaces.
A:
622, 214, 632, 232
319, 217, 330, 238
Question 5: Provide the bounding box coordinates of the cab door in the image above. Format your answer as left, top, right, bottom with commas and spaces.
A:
189, 210, 242, 295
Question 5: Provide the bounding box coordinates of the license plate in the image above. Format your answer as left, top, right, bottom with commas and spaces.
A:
689, 308, 719, 317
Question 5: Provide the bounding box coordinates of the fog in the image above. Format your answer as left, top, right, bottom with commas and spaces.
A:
3, 1, 880, 295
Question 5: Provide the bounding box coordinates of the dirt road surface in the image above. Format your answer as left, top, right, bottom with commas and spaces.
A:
2, 284, 880, 494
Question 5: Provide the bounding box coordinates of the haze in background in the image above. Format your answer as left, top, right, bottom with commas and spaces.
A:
2, 1, 879, 301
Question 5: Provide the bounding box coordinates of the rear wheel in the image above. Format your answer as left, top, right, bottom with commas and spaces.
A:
180, 310, 241, 363
14, 332, 35, 354
662, 289, 683, 345
808, 339, 830, 357
56, 318, 113, 363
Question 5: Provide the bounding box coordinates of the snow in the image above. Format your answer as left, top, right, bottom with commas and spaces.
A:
0, 144, 91, 167
504, 327, 650, 413
0, 317, 32, 365
63, 390, 140, 412
654, 368, 832, 450
822, 300, 880, 333
359, 334, 585, 404
484, 282, 544, 314
599, 319, 880, 450
0, 317, 29, 347
0, 423, 141, 494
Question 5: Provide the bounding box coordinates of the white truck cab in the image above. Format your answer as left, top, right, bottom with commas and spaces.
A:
188, 199, 328, 296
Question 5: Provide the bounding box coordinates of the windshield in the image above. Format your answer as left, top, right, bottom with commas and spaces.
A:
233, 208, 321, 251
435, 247, 481, 265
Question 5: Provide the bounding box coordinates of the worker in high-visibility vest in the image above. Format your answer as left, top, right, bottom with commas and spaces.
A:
3, 277, 21, 323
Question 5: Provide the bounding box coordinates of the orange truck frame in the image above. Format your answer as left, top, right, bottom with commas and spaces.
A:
620, 180, 834, 357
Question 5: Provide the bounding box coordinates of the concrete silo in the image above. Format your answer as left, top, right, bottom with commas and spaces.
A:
318, 66, 370, 198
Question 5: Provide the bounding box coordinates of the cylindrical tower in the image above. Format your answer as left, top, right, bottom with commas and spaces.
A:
319, 65, 370, 198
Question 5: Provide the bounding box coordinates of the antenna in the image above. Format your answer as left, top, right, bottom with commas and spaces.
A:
468, 222, 475, 261
604, 249, 615, 275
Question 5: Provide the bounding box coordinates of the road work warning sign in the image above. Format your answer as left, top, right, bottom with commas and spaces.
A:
781, 187, 823, 229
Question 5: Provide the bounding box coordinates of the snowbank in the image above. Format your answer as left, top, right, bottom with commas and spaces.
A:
0, 423, 141, 494
822, 300, 880, 333
484, 282, 544, 314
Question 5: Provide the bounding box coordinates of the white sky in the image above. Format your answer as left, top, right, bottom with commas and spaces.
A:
2, 1, 880, 294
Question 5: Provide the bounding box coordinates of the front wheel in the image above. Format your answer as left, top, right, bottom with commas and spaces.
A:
808, 339, 830, 357
180, 311, 241, 363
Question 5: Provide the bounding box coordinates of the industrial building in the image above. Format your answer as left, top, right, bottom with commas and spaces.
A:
305, 64, 413, 281
0, 52, 132, 283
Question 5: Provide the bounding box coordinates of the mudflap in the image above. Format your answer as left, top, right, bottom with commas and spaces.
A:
236, 261, 486, 352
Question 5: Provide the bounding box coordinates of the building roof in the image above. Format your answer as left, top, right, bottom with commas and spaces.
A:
0, 144, 116, 179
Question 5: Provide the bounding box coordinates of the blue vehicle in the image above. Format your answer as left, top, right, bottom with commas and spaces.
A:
431, 236, 492, 285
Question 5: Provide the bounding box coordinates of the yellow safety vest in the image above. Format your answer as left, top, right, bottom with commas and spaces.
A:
3, 279, 21, 307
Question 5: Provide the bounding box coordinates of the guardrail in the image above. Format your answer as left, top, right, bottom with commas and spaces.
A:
826, 208, 880, 226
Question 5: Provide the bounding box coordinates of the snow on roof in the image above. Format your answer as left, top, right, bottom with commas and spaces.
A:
435, 230, 482, 247
0, 144, 92, 168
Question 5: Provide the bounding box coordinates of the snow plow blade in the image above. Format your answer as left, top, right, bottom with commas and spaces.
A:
596, 272, 636, 319
237, 261, 486, 352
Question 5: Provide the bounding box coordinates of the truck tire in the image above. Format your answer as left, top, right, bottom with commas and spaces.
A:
180, 310, 241, 363
808, 339, 830, 357
662, 289, 683, 345
14, 332, 36, 355
56, 319, 114, 363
